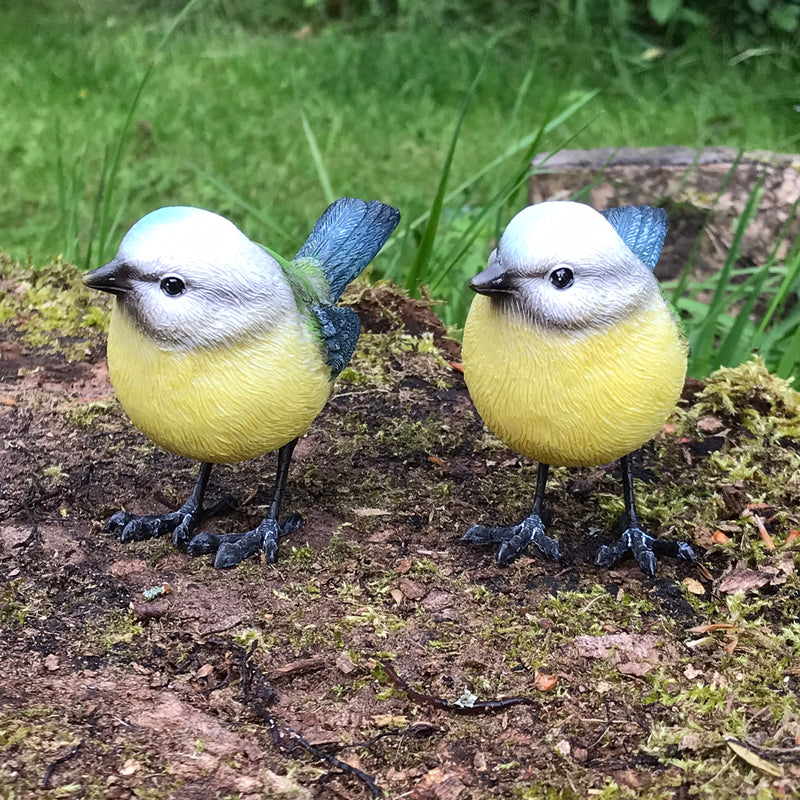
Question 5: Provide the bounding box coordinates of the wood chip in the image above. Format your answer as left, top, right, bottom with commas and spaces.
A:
271, 655, 326, 679
352, 507, 390, 517
712, 530, 730, 545
335, 652, 357, 675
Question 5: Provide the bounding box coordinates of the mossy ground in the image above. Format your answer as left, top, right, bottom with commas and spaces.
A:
0, 261, 798, 799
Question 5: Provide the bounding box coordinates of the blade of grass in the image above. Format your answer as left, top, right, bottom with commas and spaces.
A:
403, 55, 488, 294
190, 166, 293, 239
775, 320, 800, 379
671, 152, 747, 304
89, 0, 204, 268
300, 110, 336, 206
688, 174, 766, 376
395, 88, 599, 242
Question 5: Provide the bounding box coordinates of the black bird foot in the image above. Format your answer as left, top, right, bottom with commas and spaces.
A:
595, 524, 696, 577
105, 505, 203, 549
187, 513, 304, 569
461, 513, 561, 566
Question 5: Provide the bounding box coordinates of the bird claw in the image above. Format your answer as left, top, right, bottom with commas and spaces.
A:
106, 507, 200, 546
461, 513, 561, 566
187, 513, 304, 569
595, 525, 696, 576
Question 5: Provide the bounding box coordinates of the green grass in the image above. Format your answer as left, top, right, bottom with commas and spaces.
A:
2, 1, 799, 368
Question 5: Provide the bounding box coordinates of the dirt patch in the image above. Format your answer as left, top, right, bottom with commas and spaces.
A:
1, 265, 798, 799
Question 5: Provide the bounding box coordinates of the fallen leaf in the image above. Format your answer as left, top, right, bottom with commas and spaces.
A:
683, 577, 705, 595
686, 623, 735, 634
723, 634, 739, 654
725, 737, 784, 777
399, 578, 427, 600
534, 672, 558, 691
785, 529, 799, 546
697, 563, 714, 581
411, 767, 466, 800
712, 530, 730, 545
718, 558, 795, 593
427, 455, 446, 467
196, 664, 214, 678
390, 588, 404, 605
119, 758, 140, 776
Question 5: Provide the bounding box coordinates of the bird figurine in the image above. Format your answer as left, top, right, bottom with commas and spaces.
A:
460, 200, 695, 576
84, 198, 400, 568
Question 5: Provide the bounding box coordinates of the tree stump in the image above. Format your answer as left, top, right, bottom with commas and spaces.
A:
529, 146, 800, 280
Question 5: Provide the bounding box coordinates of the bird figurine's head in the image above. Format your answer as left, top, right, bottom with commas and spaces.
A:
470, 201, 662, 332
83, 207, 294, 349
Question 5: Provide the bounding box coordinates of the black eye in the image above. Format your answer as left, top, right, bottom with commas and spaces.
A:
550, 267, 574, 289
160, 276, 185, 296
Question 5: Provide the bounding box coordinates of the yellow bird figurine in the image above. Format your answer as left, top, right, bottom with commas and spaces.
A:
461, 200, 695, 576
84, 198, 399, 568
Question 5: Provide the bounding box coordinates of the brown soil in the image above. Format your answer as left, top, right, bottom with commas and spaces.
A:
1, 277, 798, 800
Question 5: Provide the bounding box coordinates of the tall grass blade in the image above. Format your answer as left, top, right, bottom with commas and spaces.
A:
88, 0, 204, 269
670, 153, 746, 304
300, 110, 336, 206
191, 166, 293, 239
687, 175, 766, 376
403, 57, 488, 294
776, 321, 800, 379
395, 89, 599, 242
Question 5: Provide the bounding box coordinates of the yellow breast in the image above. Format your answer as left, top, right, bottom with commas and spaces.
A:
106, 304, 333, 463
462, 295, 687, 467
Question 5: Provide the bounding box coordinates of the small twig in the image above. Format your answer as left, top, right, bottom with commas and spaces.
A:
42, 739, 86, 789
589, 697, 614, 748
233, 642, 382, 798
269, 722, 383, 798
382, 662, 537, 715
270, 655, 327, 680
333, 723, 440, 753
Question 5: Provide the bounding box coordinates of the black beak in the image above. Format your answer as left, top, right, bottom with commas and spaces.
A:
469, 254, 515, 296
83, 259, 131, 296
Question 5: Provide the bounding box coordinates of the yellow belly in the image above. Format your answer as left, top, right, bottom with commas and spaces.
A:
107, 305, 333, 463
462, 295, 687, 467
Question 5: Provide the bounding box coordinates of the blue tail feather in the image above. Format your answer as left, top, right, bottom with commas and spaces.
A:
295, 198, 401, 302
601, 205, 668, 271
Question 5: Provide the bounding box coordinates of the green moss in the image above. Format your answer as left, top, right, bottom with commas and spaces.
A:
338, 330, 452, 389
62, 400, 116, 428
0, 255, 109, 360
694, 357, 800, 439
